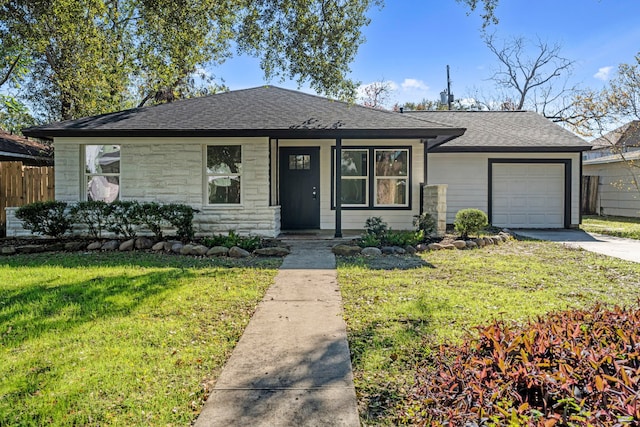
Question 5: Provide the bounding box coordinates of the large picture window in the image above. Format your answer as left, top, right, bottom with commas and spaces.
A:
206, 145, 242, 204
332, 146, 410, 209
84, 145, 120, 202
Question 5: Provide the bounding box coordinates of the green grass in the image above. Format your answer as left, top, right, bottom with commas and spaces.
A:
0, 251, 280, 426
581, 214, 640, 239
337, 241, 640, 425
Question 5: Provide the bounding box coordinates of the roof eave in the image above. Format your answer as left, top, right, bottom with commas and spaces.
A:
431, 145, 590, 153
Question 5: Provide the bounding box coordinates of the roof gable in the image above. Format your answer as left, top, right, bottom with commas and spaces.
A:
0, 130, 53, 163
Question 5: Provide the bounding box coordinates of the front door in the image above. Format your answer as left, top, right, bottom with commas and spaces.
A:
279, 147, 320, 229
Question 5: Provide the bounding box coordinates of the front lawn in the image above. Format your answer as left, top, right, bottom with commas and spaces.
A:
581, 214, 640, 239
0, 252, 280, 426
338, 241, 640, 425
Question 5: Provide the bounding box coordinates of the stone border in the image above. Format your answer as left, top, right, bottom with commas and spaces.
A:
0, 237, 291, 258
332, 231, 513, 256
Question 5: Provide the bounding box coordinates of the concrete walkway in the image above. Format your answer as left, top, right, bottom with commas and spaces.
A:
194, 240, 359, 427
513, 229, 640, 263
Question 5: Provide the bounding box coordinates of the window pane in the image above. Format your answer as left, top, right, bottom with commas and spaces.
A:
289, 155, 310, 170
341, 178, 367, 205
341, 150, 367, 176
207, 145, 241, 174
86, 145, 120, 174
208, 176, 241, 204
87, 176, 119, 202
375, 150, 407, 177
376, 178, 407, 205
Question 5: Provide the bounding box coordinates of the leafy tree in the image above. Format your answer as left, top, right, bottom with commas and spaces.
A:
0, 0, 500, 122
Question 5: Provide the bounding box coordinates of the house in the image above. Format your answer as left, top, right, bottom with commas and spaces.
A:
18, 86, 590, 238
583, 151, 640, 218
583, 121, 640, 161
0, 129, 53, 166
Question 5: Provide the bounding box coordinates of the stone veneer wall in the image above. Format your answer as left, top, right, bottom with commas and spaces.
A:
422, 184, 447, 237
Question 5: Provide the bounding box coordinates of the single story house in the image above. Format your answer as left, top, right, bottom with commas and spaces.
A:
583, 120, 640, 161
0, 129, 53, 166
583, 151, 640, 218
19, 86, 590, 238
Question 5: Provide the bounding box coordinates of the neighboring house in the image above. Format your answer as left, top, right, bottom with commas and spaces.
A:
583, 151, 640, 218
20, 86, 590, 237
0, 129, 53, 166
583, 120, 640, 161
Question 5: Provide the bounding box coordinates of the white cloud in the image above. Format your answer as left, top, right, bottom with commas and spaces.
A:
594, 66, 613, 81
400, 78, 429, 91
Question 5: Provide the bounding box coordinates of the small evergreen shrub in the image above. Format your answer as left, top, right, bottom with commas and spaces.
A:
358, 233, 381, 248
137, 202, 167, 240
364, 216, 388, 239
106, 200, 142, 238
383, 230, 421, 247
162, 203, 196, 241
70, 200, 112, 239
413, 212, 436, 238
454, 208, 488, 238
401, 304, 640, 426
15, 201, 71, 237
203, 231, 262, 251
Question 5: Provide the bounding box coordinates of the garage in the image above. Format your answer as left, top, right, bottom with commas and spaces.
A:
491, 162, 567, 228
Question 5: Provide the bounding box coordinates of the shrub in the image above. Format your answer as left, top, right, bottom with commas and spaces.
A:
413, 212, 436, 238
364, 216, 388, 239
383, 230, 421, 247
15, 201, 72, 237
106, 200, 142, 239
137, 202, 167, 240
358, 233, 381, 248
162, 203, 196, 241
70, 200, 112, 239
454, 208, 488, 238
203, 231, 262, 251
401, 304, 640, 426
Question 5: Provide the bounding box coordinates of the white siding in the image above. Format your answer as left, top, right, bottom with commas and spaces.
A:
583, 161, 640, 218
428, 152, 582, 227
53, 137, 280, 237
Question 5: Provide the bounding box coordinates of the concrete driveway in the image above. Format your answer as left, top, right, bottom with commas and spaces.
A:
513, 229, 640, 263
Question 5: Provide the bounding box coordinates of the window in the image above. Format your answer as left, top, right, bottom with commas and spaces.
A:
206, 145, 242, 204
289, 154, 310, 170
332, 146, 410, 209
340, 149, 368, 206
84, 145, 120, 202
374, 149, 408, 207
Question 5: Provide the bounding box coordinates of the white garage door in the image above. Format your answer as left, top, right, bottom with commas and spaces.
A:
492, 163, 564, 228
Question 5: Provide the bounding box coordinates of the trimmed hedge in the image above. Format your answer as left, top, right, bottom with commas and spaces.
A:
401, 304, 640, 425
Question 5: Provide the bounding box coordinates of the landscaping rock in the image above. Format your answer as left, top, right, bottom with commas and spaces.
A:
441, 244, 456, 250
151, 241, 165, 251
452, 240, 467, 249
404, 245, 417, 255
484, 237, 494, 245
65, 241, 87, 251
229, 246, 251, 258
102, 240, 120, 251
361, 247, 382, 256
381, 246, 395, 255
135, 237, 154, 250
1, 246, 16, 255
119, 239, 135, 251
331, 244, 362, 256
171, 243, 184, 254
87, 241, 102, 250
207, 246, 229, 257
416, 243, 430, 252
474, 238, 486, 248
466, 240, 478, 249
428, 243, 443, 251
164, 241, 179, 252
254, 247, 290, 256
16, 244, 49, 254
491, 237, 502, 245
180, 244, 196, 255
192, 245, 209, 256
392, 246, 406, 255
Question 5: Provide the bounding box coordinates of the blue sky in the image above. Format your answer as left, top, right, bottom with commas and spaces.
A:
214, 0, 640, 106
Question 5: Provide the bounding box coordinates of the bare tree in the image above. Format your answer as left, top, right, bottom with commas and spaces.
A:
358, 79, 394, 109
483, 33, 576, 116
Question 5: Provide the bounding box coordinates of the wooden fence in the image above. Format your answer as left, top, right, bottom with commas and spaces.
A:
0, 161, 55, 226
581, 175, 599, 215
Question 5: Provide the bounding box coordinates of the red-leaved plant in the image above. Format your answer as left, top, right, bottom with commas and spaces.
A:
401, 304, 640, 426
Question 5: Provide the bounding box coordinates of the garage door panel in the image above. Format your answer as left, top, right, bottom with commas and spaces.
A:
492, 163, 565, 228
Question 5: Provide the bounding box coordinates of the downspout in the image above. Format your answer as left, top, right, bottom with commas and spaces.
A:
335, 138, 342, 238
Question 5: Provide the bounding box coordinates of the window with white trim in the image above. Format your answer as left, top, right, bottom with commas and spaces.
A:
340, 149, 368, 206
374, 149, 409, 207
206, 145, 242, 204
84, 145, 120, 202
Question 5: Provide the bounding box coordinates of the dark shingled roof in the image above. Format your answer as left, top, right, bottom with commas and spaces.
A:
405, 110, 591, 152
23, 86, 464, 143
0, 130, 53, 165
